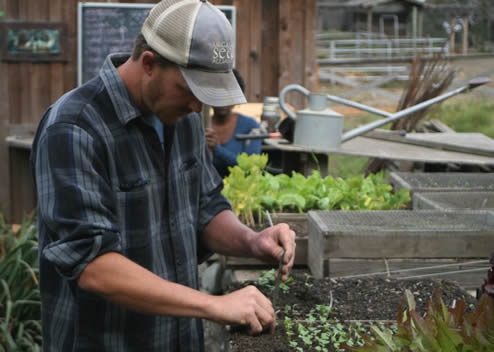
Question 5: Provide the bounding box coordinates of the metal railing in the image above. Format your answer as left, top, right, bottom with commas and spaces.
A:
317, 37, 449, 61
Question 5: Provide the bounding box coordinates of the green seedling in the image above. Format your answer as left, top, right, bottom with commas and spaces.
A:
256, 269, 294, 296
283, 302, 369, 352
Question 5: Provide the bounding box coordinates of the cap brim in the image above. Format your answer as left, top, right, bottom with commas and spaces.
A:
179, 67, 247, 107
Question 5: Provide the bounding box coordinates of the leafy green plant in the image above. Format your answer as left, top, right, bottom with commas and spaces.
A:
222, 153, 410, 226
284, 305, 368, 352
222, 153, 270, 226
343, 289, 494, 352
0, 212, 41, 351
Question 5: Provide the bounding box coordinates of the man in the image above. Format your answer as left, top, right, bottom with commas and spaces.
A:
30, 1, 296, 351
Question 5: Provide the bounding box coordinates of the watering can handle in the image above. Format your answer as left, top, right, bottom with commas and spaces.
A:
279, 84, 310, 119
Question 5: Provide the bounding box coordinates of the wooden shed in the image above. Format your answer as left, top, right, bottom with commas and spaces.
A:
0, 0, 317, 222
319, 0, 426, 38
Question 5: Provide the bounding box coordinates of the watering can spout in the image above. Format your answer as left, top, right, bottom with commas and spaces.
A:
468, 77, 490, 89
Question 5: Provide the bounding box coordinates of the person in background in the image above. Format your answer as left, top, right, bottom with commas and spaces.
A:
30, 1, 296, 351
205, 68, 262, 178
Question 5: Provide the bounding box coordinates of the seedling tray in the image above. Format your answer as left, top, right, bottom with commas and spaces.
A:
390, 172, 494, 195
308, 210, 494, 279
413, 191, 494, 210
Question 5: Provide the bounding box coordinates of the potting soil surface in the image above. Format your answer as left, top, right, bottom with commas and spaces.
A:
228, 269, 479, 352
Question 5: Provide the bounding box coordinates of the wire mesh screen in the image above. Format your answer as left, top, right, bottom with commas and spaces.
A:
390, 172, 494, 193
310, 210, 494, 234
414, 192, 494, 210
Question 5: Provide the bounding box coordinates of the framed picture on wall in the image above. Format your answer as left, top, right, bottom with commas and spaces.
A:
0, 21, 68, 62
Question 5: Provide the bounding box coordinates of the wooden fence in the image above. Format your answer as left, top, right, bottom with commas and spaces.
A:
0, 0, 317, 222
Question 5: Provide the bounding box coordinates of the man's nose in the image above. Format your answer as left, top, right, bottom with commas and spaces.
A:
188, 97, 202, 113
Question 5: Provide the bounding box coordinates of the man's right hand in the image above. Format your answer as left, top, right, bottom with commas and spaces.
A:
205, 285, 275, 335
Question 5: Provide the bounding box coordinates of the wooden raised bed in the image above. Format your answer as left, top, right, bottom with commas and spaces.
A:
308, 210, 494, 289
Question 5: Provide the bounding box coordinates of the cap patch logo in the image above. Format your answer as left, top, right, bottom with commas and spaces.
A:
212, 41, 233, 65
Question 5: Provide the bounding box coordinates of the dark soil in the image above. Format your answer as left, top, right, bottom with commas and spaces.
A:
228, 269, 478, 352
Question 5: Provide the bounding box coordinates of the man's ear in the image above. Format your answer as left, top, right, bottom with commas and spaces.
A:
141, 51, 155, 76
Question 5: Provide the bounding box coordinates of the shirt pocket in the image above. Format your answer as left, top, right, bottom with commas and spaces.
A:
116, 179, 152, 249
177, 159, 201, 224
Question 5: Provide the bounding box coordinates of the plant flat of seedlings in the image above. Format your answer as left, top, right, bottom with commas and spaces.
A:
229, 269, 479, 352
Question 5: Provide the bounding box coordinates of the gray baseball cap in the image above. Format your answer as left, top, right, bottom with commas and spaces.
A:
141, 0, 246, 107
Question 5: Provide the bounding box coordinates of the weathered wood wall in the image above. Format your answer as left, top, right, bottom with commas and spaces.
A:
212, 0, 317, 105
0, 0, 317, 222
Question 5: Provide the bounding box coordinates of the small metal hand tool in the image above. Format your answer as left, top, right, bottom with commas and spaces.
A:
271, 249, 285, 307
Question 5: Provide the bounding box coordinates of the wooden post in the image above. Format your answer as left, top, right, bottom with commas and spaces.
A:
488, 18, 491, 42
367, 8, 373, 34
412, 6, 417, 40
449, 17, 456, 55
462, 16, 469, 55
201, 104, 211, 129
418, 8, 423, 38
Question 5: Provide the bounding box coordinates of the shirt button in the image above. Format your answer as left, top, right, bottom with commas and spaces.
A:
177, 258, 183, 266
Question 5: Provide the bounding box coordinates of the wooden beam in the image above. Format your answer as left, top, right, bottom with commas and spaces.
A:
248, 0, 262, 102
318, 71, 401, 101
463, 16, 469, 55
363, 131, 494, 158
418, 8, 423, 37
303, 0, 317, 93
336, 74, 401, 100
449, 16, 456, 55
367, 8, 373, 34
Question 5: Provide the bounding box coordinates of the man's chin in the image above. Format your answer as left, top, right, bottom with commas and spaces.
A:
158, 111, 192, 125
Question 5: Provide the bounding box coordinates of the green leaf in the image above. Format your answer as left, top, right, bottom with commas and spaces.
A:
370, 325, 397, 349
278, 193, 306, 212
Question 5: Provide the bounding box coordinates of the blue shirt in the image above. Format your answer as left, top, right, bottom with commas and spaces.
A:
213, 114, 262, 177
30, 53, 231, 352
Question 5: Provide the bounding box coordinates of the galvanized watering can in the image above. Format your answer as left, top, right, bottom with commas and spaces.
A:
275, 77, 490, 150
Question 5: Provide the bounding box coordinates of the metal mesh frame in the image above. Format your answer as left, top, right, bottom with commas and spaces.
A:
413, 192, 494, 210
390, 172, 494, 194
309, 210, 494, 234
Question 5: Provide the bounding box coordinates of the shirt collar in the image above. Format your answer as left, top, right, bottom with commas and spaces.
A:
99, 53, 142, 126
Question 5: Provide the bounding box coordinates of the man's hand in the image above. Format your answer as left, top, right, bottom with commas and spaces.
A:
202, 211, 296, 279
206, 285, 275, 335
250, 223, 296, 281
205, 127, 218, 151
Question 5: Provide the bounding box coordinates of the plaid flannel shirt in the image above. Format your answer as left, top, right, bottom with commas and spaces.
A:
31, 54, 231, 352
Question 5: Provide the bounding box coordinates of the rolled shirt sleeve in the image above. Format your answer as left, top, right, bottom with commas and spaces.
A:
34, 122, 121, 280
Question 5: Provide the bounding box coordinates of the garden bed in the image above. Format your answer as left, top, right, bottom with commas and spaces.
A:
224, 211, 490, 290
308, 210, 494, 289
228, 270, 479, 352
390, 171, 494, 195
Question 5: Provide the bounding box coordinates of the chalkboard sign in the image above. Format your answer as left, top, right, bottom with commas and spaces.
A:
77, 3, 236, 86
